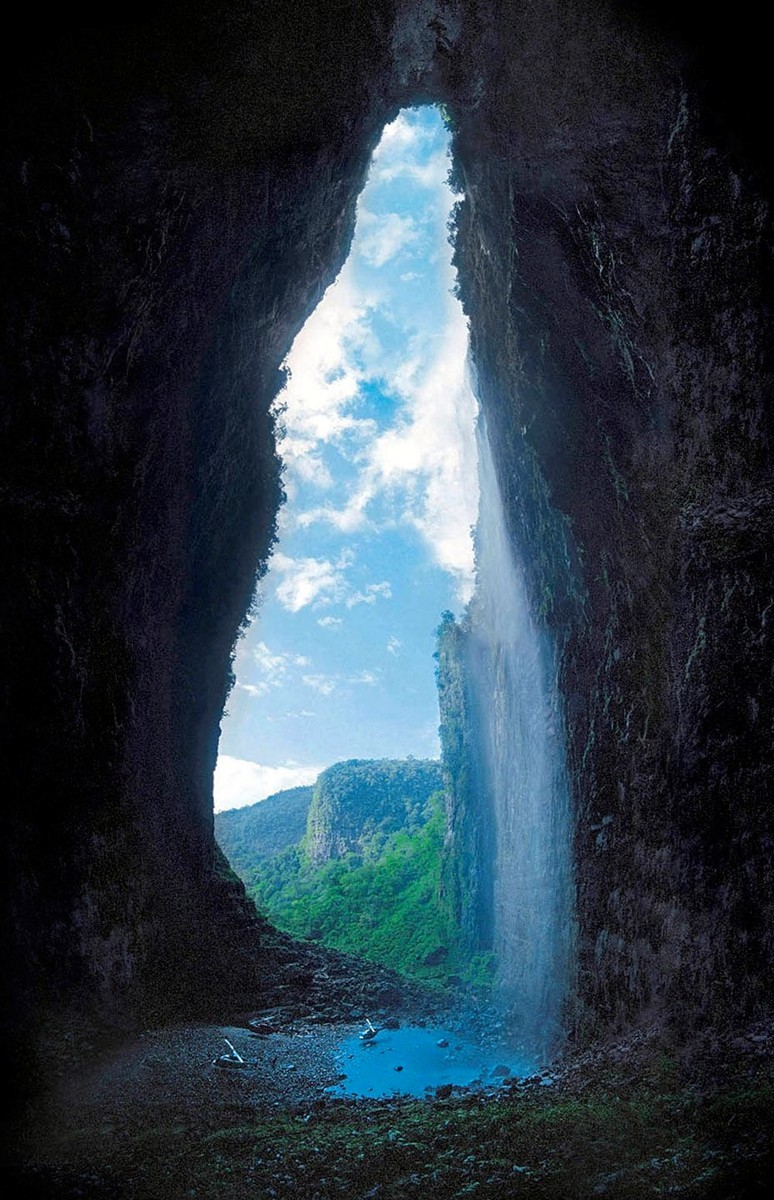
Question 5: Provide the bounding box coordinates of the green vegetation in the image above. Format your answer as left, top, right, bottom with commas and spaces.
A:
215, 784, 313, 877
248, 792, 470, 984
434, 611, 491, 959
305, 758, 444, 864
438, 102, 456, 131
216, 756, 489, 987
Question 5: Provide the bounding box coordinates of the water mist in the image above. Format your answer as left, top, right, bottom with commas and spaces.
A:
468, 403, 574, 1060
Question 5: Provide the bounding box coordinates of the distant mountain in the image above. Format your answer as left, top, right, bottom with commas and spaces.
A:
215, 784, 313, 878
215, 758, 443, 871
305, 757, 444, 864
213, 757, 490, 987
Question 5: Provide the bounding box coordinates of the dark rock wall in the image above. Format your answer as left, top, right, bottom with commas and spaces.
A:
1, 0, 771, 1050
1, 0, 401, 1037
446, 2, 774, 1036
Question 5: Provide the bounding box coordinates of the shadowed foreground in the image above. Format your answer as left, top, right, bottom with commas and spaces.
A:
13, 1012, 774, 1199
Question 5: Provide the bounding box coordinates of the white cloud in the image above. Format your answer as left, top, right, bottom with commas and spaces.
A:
238, 681, 271, 698
345, 580, 392, 608
272, 109, 475, 595
285, 449, 333, 489
349, 670, 379, 686
297, 494, 372, 534
276, 271, 378, 460
213, 756, 322, 812
234, 640, 312, 699
372, 111, 422, 157
235, 640, 311, 697
253, 641, 309, 675
367, 113, 447, 189
301, 669, 378, 693
302, 673, 337, 696
217, 111, 476, 796
358, 210, 420, 268
271, 552, 348, 612
352, 304, 479, 602
265, 550, 396, 616
268, 109, 478, 612
372, 147, 451, 190
291, 303, 479, 604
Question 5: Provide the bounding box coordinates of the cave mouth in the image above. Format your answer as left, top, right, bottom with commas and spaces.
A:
214, 101, 483, 995
215, 104, 478, 813
215, 105, 574, 1064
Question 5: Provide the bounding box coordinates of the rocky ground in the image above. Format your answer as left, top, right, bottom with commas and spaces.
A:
9, 997, 774, 1200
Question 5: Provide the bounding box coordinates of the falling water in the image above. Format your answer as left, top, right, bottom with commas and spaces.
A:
468, 411, 574, 1060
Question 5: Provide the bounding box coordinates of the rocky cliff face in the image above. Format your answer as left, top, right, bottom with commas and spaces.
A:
1, 0, 402, 1053
2, 0, 772, 1060
305, 760, 444, 866
446, 2, 774, 1038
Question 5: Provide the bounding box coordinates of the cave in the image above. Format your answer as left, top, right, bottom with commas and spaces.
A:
3, 1, 773, 1195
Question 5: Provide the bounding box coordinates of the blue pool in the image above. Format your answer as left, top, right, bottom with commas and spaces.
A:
327, 1024, 536, 1099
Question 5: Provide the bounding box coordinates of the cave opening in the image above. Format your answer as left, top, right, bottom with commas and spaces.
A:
215, 104, 477, 811
5, 2, 774, 1190
215, 104, 574, 1070
215, 104, 481, 1009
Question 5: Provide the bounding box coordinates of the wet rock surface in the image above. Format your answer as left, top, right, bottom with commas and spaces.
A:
440, 4, 774, 1037
13, 1012, 774, 1199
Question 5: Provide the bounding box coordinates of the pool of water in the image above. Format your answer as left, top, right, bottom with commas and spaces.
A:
326, 1024, 537, 1099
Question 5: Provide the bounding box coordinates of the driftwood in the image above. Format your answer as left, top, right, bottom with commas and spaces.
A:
214, 1038, 248, 1069
359, 1017, 380, 1042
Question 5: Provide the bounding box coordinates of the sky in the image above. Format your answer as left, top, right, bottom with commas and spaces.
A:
214, 106, 479, 811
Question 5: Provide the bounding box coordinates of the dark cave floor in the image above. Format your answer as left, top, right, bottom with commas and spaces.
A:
9, 1003, 774, 1200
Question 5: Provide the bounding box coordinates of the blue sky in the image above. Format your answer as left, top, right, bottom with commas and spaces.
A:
214, 107, 479, 811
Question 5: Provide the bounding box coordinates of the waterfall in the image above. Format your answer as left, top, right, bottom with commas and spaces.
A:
468, 409, 574, 1060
